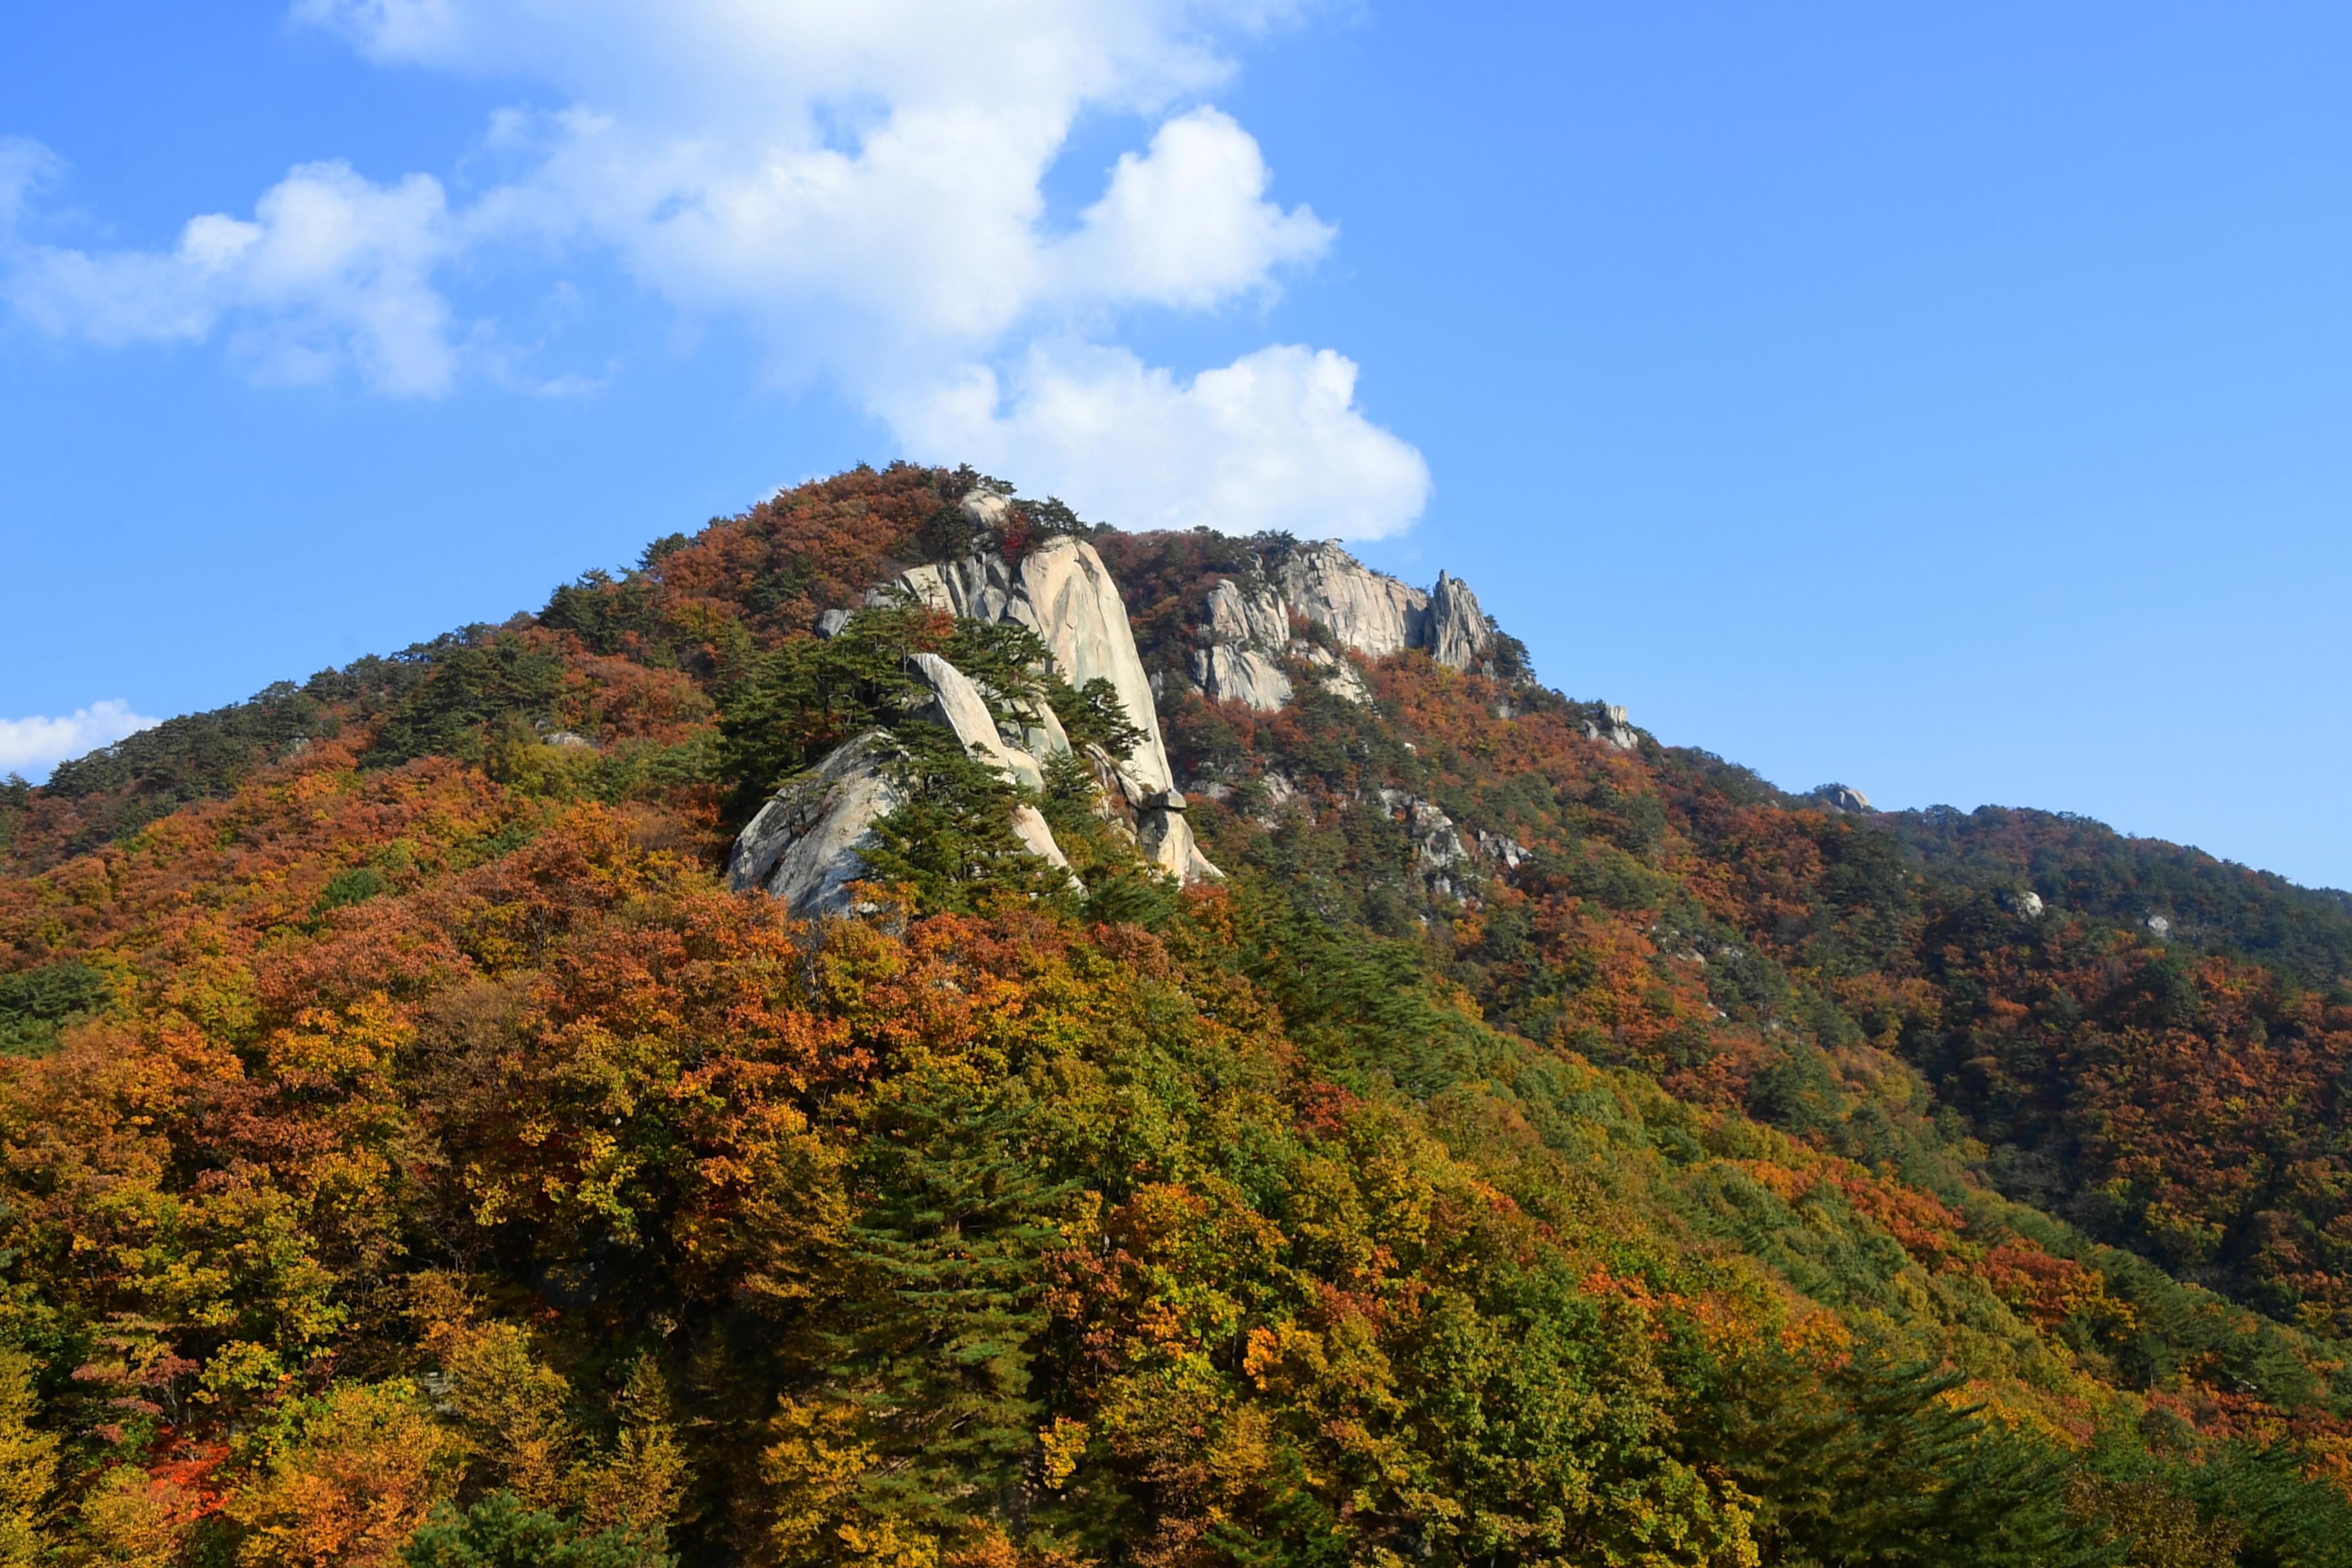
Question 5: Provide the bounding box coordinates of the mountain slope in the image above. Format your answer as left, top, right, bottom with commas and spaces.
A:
0, 463, 2344, 1567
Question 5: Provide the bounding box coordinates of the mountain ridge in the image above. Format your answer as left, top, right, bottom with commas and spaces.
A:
0, 462, 2347, 1563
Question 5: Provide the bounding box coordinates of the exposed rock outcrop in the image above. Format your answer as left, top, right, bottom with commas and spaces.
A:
1582, 705, 1639, 752
726, 645, 1095, 921
1202, 575, 1291, 649
1188, 578, 1296, 711
1424, 572, 1490, 672
1190, 645, 1295, 712
1273, 544, 1431, 662
1375, 787, 1475, 901
1269, 542, 1494, 672
1809, 783, 1874, 814
897, 536, 1174, 790
891, 526, 1219, 885
904, 651, 1050, 793
1476, 829, 1529, 872
1174, 544, 1494, 717
726, 733, 905, 917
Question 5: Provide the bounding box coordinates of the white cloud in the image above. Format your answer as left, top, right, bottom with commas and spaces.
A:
5, 160, 458, 395
888, 343, 1430, 538
2, 0, 1428, 536
0, 700, 159, 781
0, 138, 63, 228
1058, 108, 1333, 309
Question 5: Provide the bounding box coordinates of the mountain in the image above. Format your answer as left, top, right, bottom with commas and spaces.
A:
1, 462, 2347, 1566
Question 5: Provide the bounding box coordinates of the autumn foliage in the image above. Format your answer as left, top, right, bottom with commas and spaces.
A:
0, 464, 2345, 1565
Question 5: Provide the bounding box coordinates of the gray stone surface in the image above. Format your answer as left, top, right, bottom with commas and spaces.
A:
1476, 830, 1529, 871
899, 536, 1175, 794
1190, 644, 1294, 712
1202, 576, 1292, 650
726, 733, 905, 919
1810, 783, 1874, 814
1273, 542, 1430, 661
904, 651, 1050, 792
1582, 705, 1640, 751
1424, 571, 1494, 671
890, 535, 1219, 884
729, 646, 1093, 921
1248, 541, 1495, 680
1189, 578, 1297, 712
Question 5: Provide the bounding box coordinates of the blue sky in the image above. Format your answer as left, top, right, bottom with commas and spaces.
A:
3, 2, 2349, 890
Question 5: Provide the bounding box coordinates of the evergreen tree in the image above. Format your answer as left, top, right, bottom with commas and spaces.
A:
824, 1068, 1079, 1534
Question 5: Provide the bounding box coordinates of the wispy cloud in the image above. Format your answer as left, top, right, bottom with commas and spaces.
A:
0, 700, 159, 781
0, 0, 1429, 538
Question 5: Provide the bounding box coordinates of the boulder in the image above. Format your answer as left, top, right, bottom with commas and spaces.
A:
1136, 790, 1220, 884
1810, 783, 1874, 815
960, 483, 1015, 529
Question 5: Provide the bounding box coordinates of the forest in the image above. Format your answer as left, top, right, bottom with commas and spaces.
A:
1, 463, 2349, 1566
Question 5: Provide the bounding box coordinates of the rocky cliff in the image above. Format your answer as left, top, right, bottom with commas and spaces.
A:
729, 491, 1222, 916
1174, 542, 1498, 714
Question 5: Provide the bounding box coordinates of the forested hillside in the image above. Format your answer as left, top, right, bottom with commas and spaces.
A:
1, 464, 2348, 1567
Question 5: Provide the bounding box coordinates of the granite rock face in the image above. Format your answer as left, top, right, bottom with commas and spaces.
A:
892, 531, 1219, 884
1190, 645, 1295, 712
1583, 705, 1639, 752
1810, 783, 1874, 815
727, 645, 1091, 921
898, 536, 1174, 791
726, 733, 906, 918
904, 651, 1050, 793
1268, 542, 1494, 672
898, 652, 1077, 883
1202, 576, 1291, 649
1273, 543, 1431, 663
1189, 578, 1298, 712
1424, 572, 1491, 672
1176, 544, 1494, 718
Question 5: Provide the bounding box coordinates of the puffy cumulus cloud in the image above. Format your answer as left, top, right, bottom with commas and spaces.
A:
4, 0, 1428, 536
4, 161, 458, 395
1057, 108, 1333, 310
0, 700, 159, 781
888, 343, 1430, 538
